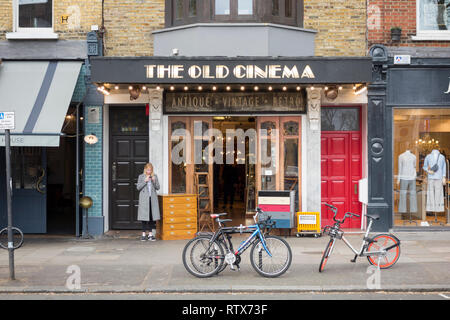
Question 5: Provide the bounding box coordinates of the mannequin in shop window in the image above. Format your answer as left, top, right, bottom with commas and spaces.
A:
423, 149, 447, 224
397, 144, 418, 215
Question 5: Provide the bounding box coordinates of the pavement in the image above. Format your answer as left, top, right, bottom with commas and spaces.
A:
1, 231, 450, 293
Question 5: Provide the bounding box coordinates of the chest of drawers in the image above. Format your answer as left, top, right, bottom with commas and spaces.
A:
159, 194, 198, 240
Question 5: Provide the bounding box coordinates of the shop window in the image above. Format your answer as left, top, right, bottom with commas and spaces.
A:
321, 107, 360, 131
285, 0, 292, 17
12, 148, 44, 190
393, 108, 450, 227
416, 0, 450, 38
110, 108, 148, 135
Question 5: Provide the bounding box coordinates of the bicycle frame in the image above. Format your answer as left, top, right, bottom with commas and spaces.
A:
338, 218, 387, 258
210, 222, 272, 258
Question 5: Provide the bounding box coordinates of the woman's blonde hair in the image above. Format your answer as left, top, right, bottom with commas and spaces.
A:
143, 163, 154, 175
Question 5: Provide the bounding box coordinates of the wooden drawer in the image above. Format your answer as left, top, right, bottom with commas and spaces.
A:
163, 222, 196, 231
162, 229, 196, 240
163, 195, 197, 205
163, 207, 197, 218
164, 216, 197, 224
163, 202, 197, 211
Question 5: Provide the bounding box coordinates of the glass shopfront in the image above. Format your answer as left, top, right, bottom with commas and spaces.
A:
393, 108, 450, 227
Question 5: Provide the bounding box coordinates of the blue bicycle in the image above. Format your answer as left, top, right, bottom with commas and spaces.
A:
182, 208, 292, 278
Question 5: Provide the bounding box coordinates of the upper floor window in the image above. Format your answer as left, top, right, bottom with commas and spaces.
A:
416, 0, 450, 38
18, 0, 53, 29
6, 0, 57, 39
166, 0, 303, 28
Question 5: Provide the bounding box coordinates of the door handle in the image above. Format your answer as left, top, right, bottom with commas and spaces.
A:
112, 162, 117, 181
36, 169, 46, 194
354, 183, 358, 195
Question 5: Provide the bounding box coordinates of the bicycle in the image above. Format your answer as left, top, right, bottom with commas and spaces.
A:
319, 203, 400, 273
0, 227, 24, 250
182, 207, 292, 278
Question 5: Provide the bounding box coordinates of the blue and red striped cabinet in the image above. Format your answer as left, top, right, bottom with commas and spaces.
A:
257, 190, 295, 229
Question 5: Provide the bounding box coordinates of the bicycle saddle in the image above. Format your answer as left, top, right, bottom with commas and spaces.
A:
367, 213, 380, 221
210, 213, 227, 219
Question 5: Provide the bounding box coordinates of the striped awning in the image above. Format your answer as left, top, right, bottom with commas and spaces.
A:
0, 60, 82, 147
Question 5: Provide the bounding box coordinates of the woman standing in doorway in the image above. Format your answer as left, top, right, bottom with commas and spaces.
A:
137, 163, 161, 241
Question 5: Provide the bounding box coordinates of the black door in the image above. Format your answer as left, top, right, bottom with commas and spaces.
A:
110, 106, 148, 229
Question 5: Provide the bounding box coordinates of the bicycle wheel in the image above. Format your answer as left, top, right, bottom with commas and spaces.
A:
182, 236, 225, 278
319, 238, 335, 273
250, 235, 292, 278
366, 234, 400, 269
0, 227, 24, 250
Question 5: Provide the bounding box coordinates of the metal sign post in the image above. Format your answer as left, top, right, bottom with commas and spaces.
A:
0, 112, 15, 280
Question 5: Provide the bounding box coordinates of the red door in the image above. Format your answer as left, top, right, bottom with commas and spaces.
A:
321, 132, 362, 229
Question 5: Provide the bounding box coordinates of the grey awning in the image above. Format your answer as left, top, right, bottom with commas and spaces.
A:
0, 60, 82, 147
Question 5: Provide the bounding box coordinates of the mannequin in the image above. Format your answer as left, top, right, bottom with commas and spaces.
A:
423, 149, 447, 225
397, 145, 417, 215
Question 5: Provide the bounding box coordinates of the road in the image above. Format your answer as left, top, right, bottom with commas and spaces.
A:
0, 291, 449, 300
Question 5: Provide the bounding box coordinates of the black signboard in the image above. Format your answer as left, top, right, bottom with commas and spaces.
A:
164, 91, 307, 114
91, 57, 372, 84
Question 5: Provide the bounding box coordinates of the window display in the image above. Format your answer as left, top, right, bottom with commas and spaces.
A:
393, 108, 449, 226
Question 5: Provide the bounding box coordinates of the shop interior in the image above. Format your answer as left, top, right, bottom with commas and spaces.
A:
393, 108, 450, 227
212, 116, 256, 226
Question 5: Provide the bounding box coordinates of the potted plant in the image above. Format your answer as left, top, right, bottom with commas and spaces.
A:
391, 27, 402, 41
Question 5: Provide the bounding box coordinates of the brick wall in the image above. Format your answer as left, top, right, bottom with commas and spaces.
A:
368, 0, 450, 48
304, 0, 367, 56
103, 0, 165, 56
0, 0, 102, 40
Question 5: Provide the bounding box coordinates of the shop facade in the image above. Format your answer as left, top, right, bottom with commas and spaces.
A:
90, 56, 372, 234
368, 45, 450, 231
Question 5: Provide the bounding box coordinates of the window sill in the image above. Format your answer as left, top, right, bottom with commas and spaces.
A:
6, 32, 59, 40
411, 34, 450, 41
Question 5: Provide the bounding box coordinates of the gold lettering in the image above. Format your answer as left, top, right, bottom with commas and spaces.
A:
188, 65, 202, 78
233, 65, 246, 79
282, 66, 300, 78
202, 65, 215, 79
216, 65, 229, 79
246, 65, 254, 79
254, 66, 268, 78
268, 65, 281, 78
157, 65, 171, 78
301, 65, 315, 78
172, 65, 184, 79
145, 65, 157, 78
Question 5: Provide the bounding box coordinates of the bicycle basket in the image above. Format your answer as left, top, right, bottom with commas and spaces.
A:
322, 226, 343, 239
257, 212, 275, 231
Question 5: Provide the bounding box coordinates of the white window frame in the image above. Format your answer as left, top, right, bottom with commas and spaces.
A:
6, 0, 58, 39
413, 0, 450, 41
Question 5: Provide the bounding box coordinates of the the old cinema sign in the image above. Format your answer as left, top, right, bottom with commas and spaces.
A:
146, 63, 315, 81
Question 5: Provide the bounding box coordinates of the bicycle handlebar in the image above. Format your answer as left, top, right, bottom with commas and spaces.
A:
324, 203, 359, 224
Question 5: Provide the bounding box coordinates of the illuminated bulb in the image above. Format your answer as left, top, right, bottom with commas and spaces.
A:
240, 86, 245, 91
310, 86, 315, 90
170, 86, 175, 91
226, 86, 231, 91
296, 86, 301, 91
324, 86, 329, 91
338, 86, 343, 90
156, 86, 161, 90
282, 86, 287, 91
184, 86, 188, 91
142, 86, 147, 90
114, 85, 119, 90
254, 86, 259, 91
212, 86, 217, 91
198, 86, 203, 91
268, 86, 273, 91
128, 86, 133, 90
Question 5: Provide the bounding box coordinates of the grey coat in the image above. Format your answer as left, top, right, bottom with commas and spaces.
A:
136, 173, 161, 222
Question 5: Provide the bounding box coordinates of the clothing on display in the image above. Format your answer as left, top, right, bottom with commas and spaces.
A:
424, 150, 447, 213
398, 150, 417, 213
